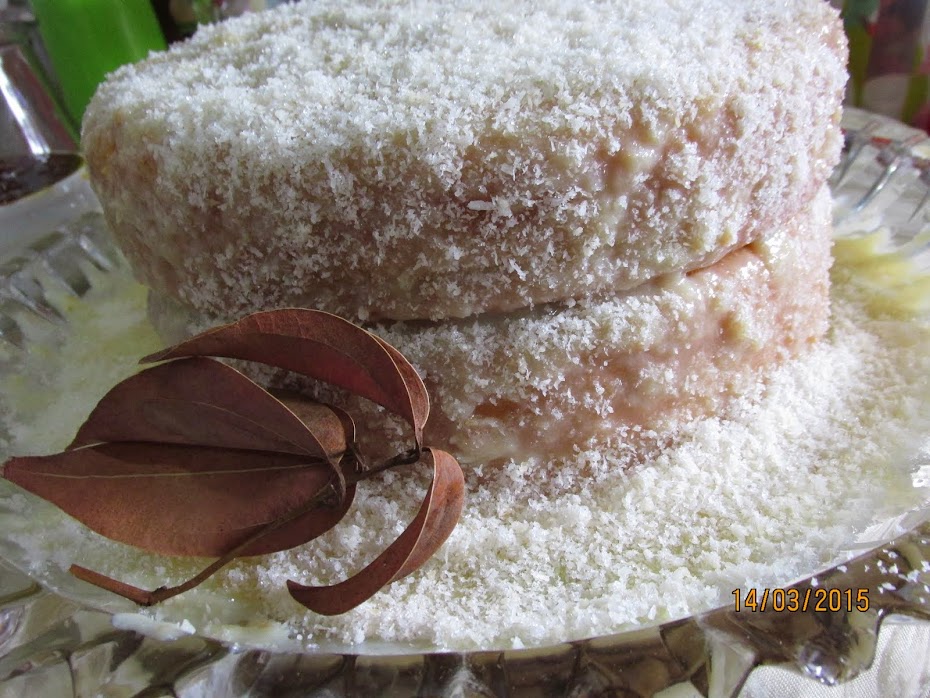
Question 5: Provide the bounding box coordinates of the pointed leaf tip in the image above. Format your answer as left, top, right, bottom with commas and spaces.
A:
142, 309, 430, 445
4, 444, 351, 557
287, 447, 464, 615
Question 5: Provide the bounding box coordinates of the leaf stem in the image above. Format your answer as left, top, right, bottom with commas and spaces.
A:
349, 447, 422, 484
70, 483, 337, 606
70, 446, 428, 606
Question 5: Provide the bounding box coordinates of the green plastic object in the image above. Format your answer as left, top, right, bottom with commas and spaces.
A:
30, 0, 166, 128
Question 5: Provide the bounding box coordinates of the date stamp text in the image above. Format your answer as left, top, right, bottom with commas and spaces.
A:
732, 587, 870, 613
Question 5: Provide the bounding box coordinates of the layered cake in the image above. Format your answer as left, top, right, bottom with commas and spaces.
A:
81, 0, 847, 465
10, 0, 930, 663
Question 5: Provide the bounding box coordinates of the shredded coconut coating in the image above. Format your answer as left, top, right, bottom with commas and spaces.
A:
151, 187, 832, 464
82, 0, 846, 321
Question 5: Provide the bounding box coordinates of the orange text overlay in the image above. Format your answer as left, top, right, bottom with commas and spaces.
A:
732, 587, 870, 613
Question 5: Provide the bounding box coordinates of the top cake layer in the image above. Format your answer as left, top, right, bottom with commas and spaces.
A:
82, 0, 846, 321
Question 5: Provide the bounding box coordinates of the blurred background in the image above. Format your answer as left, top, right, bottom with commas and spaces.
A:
833, 0, 930, 132
0, 0, 290, 140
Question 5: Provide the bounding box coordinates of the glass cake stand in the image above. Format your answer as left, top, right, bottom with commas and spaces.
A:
1, 108, 929, 697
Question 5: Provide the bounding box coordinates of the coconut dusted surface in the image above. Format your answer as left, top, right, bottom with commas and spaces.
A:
150, 187, 833, 464
82, 0, 846, 322
1, 240, 928, 652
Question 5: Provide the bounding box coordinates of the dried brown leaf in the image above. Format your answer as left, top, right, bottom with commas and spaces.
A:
271, 390, 358, 498
287, 447, 465, 615
69, 357, 346, 461
141, 309, 430, 446
2, 308, 465, 615
4, 443, 354, 557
